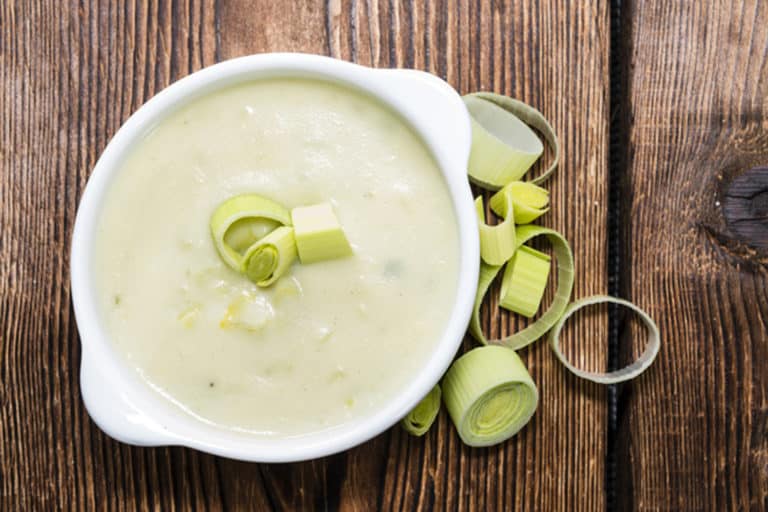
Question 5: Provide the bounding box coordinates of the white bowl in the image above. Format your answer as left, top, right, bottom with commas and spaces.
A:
71, 53, 478, 462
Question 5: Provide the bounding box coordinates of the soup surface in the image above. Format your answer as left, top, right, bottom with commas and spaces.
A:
95, 78, 459, 437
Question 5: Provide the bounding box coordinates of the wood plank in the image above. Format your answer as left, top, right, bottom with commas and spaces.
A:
216, 1, 611, 510
0, 1, 226, 510
616, 1, 768, 510
1, 1, 610, 510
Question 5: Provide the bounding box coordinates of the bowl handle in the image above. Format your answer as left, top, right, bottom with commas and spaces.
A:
80, 352, 176, 446
373, 68, 473, 181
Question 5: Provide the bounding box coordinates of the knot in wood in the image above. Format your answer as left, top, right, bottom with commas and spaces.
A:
722, 166, 768, 251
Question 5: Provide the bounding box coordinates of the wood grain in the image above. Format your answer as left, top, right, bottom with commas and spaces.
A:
615, 1, 768, 510
214, 1, 611, 510
1, 1, 225, 510
0, 0, 624, 510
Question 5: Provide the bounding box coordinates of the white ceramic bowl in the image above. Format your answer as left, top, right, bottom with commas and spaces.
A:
71, 53, 478, 462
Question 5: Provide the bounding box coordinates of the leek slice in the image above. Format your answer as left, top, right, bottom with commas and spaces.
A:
490, 181, 550, 225
442, 346, 538, 447
464, 96, 543, 189
499, 245, 551, 318
210, 194, 292, 272
548, 295, 661, 384
469, 225, 574, 350
291, 202, 352, 264
476, 190, 516, 266
224, 217, 282, 253
401, 385, 442, 436
242, 226, 298, 287
464, 93, 560, 190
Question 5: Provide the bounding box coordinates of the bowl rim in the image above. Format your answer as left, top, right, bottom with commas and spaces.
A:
71, 53, 478, 462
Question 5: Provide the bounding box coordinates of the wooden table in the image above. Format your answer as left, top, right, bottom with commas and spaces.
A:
2, 1, 766, 510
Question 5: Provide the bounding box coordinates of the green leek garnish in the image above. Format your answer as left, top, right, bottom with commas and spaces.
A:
548, 296, 660, 384
291, 202, 352, 264
464, 96, 543, 189
442, 346, 538, 447
210, 193, 292, 276
242, 226, 298, 287
490, 181, 550, 225
499, 245, 551, 318
470, 225, 574, 350
401, 385, 442, 436
476, 191, 516, 266
464, 93, 560, 188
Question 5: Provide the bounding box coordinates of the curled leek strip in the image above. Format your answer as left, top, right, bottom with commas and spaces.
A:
476, 189, 516, 266
548, 296, 661, 384
401, 385, 442, 436
464, 93, 560, 190
490, 181, 550, 225
442, 346, 538, 447
210, 194, 292, 272
469, 225, 574, 350
242, 226, 298, 287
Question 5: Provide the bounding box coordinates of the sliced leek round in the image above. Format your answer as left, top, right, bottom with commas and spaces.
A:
476, 190, 516, 266
210, 194, 292, 272
442, 346, 538, 447
464, 96, 543, 190
464, 93, 560, 190
401, 384, 442, 436
242, 226, 298, 287
469, 225, 574, 350
548, 295, 660, 384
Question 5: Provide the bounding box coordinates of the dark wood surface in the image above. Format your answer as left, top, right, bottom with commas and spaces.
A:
0, 1, 765, 510
614, 1, 768, 510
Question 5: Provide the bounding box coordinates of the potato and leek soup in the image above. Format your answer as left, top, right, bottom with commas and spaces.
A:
94, 78, 459, 437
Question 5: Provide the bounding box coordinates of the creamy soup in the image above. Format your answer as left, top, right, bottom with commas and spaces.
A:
95, 78, 459, 437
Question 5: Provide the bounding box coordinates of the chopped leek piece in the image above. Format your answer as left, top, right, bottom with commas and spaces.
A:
476, 191, 516, 266
210, 194, 292, 272
464, 96, 543, 190
442, 346, 538, 447
499, 245, 551, 318
469, 225, 574, 350
401, 385, 442, 436
548, 295, 661, 384
242, 226, 298, 287
490, 181, 550, 225
291, 202, 352, 264
464, 93, 560, 190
